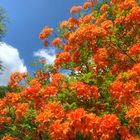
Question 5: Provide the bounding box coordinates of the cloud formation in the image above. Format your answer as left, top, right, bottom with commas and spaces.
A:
0, 42, 27, 86
34, 48, 56, 65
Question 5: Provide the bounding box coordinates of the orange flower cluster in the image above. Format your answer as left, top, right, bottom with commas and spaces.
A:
60, 21, 69, 29
119, 125, 140, 140
129, 43, 140, 55
39, 26, 53, 47
68, 24, 107, 47
28, 78, 40, 87
60, 17, 80, 30
14, 103, 29, 121
35, 70, 50, 84
39, 26, 53, 40
114, 16, 125, 25
54, 52, 71, 68
2, 135, 19, 140
110, 80, 136, 104
4, 92, 20, 106
43, 40, 49, 47
83, 1, 93, 9
71, 81, 100, 100
52, 37, 62, 47
98, 114, 120, 140
79, 14, 92, 24
100, 4, 109, 12
61, 44, 77, 51
51, 73, 64, 87
125, 5, 140, 23
36, 101, 64, 124
48, 108, 120, 140
70, 6, 82, 15
126, 99, 140, 119
95, 12, 108, 25
93, 48, 109, 69
68, 17, 80, 29
119, 0, 137, 10
44, 85, 58, 98
8, 72, 28, 89
101, 20, 113, 29
49, 120, 69, 140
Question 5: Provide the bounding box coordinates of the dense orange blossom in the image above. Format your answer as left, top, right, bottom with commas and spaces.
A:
1, 0, 140, 139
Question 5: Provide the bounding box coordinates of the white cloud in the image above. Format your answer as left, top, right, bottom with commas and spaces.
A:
34, 48, 56, 65
0, 42, 27, 86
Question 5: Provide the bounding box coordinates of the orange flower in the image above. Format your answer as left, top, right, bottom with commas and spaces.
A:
36, 102, 64, 123
44, 85, 58, 97
71, 81, 89, 100
62, 44, 77, 51
110, 80, 136, 104
44, 102, 64, 119
38, 123, 46, 133
68, 17, 79, 28
101, 20, 113, 29
95, 12, 108, 25
132, 63, 140, 75
71, 50, 80, 62
81, 113, 100, 138
39, 32, 46, 40
36, 110, 52, 123
14, 103, 29, 121
71, 81, 100, 100
43, 40, 49, 47
25, 84, 41, 99
52, 73, 63, 86
90, 85, 100, 100
111, 0, 120, 4
8, 72, 28, 89
119, 0, 137, 10
39, 26, 53, 40
129, 43, 140, 55
79, 14, 92, 24
70, 6, 82, 15
2, 135, 19, 140
83, 2, 93, 9
68, 24, 106, 46
67, 108, 86, 123
114, 16, 125, 24
125, 6, 140, 23
29, 78, 40, 87
115, 52, 127, 62
100, 4, 109, 12
119, 126, 134, 140
49, 120, 69, 140
98, 114, 120, 139
35, 71, 50, 83
60, 20, 69, 29
126, 99, 140, 119
4, 92, 20, 106
52, 37, 62, 47
93, 48, 108, 68
54, 52, 71, 68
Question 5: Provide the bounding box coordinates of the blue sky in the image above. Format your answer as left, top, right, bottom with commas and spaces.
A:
0, 0, 85, 85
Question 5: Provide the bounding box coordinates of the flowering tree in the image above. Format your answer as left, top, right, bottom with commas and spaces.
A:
0, 0, 140, 139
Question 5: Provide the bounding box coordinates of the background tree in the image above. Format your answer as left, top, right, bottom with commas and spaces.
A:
0, 6, 7, 70
0, 7, 7, 40
0, 6, 8, 97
